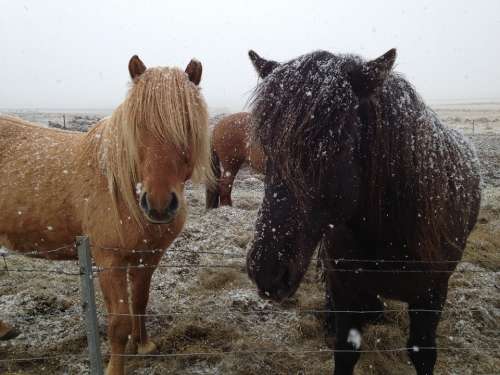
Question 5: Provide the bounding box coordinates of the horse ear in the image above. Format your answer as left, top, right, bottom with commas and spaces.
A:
185, 59, 202, 85
248, 50, 279, 79
351, 48, 397, 96
128, 55, 147, 80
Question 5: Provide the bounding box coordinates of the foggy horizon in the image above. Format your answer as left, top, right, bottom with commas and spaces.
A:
1, 0, 500, 112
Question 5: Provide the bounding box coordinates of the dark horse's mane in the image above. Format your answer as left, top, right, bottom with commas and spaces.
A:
250, 51, 480, 260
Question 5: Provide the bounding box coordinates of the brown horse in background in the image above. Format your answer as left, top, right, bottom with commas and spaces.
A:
206, 112, 265, 208
0, 55, 211, 375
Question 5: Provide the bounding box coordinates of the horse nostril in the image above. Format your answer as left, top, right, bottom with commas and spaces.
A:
168, 192, 179, 213
140, 192, 149, 212
140, 191, 179, 223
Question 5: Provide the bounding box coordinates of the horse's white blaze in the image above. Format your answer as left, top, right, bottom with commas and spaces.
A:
135, 182, 143, 196
347, 328, 361, 350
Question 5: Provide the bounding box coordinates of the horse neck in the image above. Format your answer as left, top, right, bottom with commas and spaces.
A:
80, 105, 127, 170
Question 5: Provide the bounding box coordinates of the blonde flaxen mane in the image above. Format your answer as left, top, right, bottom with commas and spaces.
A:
85, 67, 211, 230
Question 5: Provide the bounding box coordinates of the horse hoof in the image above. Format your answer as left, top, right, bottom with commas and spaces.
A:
137, 340, 157, 354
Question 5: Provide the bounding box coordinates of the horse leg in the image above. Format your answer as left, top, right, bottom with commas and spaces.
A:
324, 277, 336, 348
206, 149, 221, 209
332, 309, 363, 375
322, 226, 363, 374
128, 267, 157, 354
407, 289, 447, 375
205, 184, 220, 209
324, 287, 382, 351
99, 268, 132, 375
219, 164, 240, 206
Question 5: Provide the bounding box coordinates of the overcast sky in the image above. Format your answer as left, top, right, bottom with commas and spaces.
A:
1, 0, 499, 111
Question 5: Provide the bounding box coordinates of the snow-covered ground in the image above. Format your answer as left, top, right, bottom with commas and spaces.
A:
0, 106, 499, 374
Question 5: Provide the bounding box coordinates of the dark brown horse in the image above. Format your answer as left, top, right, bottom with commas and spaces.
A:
246, 49, 481, 375
206, 112, 265, 208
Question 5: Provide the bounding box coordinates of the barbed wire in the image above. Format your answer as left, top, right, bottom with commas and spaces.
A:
104, 307, 489, 318
3, 244, 498, 269
92, 264, 496, 274
2, 267, 80, 276
0, 306, 489, 333
2, 252, 496, 276
0, 305, 490, 321
0, 353, 87, 363
91, 245, 500, 267
323, 268, 495, 274
16, 244, 76, 257
105, 346, 500, 357
0, 245, 79, 275
1, 346, 498, 364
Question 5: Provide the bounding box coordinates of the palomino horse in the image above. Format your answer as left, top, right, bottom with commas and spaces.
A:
205, 112, 265, 208
246, 49, 481, 375
0, 56, 211, 375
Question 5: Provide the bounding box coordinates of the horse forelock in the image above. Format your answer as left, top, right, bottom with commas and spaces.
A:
88, 67, 211, 232
250, 51, 361, 195
126, 67, 210, 181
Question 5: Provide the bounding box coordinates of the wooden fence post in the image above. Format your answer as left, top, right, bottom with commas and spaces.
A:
77, 236, 104, 375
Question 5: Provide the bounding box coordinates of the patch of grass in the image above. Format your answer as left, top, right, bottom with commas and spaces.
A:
463, 225, 500, 270
232, 233, 252, 248
293, 315, 323, 340
462, 191, 500, 269
198, 268, 243, 290
220, 338, 332, 374
155, 317, 241, 368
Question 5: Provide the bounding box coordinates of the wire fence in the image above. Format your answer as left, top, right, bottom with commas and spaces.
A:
1, 237, 499, 373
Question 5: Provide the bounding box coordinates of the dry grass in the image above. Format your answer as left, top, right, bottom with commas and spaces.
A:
198, 268, 244, 291
463, 191, 500, 270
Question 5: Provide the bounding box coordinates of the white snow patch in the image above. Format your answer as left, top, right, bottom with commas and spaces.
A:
135, 182, 143, 196
347, 328, 361, 350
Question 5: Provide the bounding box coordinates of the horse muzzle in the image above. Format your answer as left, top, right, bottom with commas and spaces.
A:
139, 191, 179, 224
247, 251, 302, 302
